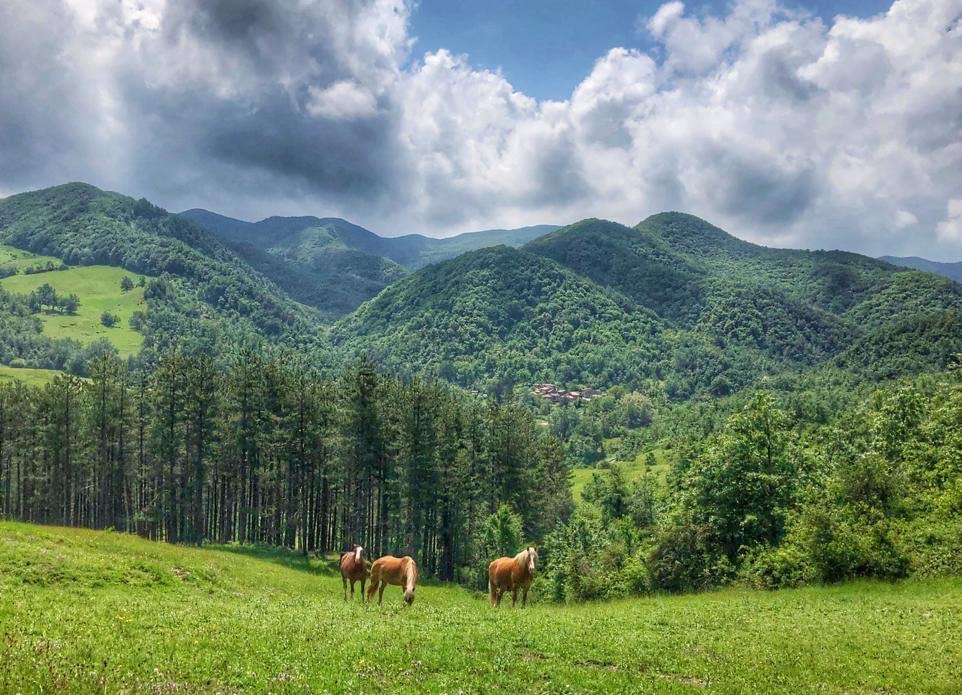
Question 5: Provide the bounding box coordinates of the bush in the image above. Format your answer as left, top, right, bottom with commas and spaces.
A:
100, 312, 119, 328
648, 522, 734, 592
738, 544, 816, 589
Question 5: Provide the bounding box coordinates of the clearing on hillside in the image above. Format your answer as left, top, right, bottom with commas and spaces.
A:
0, 364, 63, 387
1, 522, 959, 693
571, 447, 669, 502
0, 244, 62, 274
1, 265, 147, 357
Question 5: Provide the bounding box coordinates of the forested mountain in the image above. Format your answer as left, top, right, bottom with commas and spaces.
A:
332, 245, 667, 394
0, 183, 325, 372
182, 207, 557, 318
880, 255, 962, 283
335, 213, 962, 398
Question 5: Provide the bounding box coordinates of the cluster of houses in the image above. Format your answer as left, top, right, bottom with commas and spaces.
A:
531, 383, 604, 404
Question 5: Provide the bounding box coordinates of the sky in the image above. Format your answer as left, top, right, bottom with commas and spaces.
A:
410, 0, 895, 100
1, 0, 961, 259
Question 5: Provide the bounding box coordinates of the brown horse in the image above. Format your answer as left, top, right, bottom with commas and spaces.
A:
367, 555, 418, 606
488, 547, 538, 608
339, 545, 367, 601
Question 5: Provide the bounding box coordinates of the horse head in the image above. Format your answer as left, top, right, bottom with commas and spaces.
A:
354, 545, 364, 563
526, 546, 538, 574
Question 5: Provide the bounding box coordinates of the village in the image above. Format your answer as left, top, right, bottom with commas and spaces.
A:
531, 383, 604, 404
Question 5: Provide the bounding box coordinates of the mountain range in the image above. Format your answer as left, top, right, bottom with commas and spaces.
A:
1, 182, 961, 401
879, 256, 962, 283
180, 208, 557, 320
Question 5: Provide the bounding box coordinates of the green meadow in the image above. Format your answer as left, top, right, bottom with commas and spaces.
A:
1, 522, 959, 694
0, 244, 62, 273
0, 364, 63, 387
1, 264, 147, 357
571, 447, 670, 502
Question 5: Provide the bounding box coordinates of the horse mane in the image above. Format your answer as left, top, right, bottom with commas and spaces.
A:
405, 557, 417, 591
513, 547, 537, 573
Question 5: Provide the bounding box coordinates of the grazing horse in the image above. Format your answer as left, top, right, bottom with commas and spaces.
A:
488, 547, 538, 608
339, 545, 367, 602
367, 555, 418, 606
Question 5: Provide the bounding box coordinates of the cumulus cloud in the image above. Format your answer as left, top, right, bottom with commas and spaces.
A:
0, 0, 960, 258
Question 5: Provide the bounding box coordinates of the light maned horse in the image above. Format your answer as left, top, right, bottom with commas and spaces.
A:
339, 545, 367, 601
488, 547, 538, 608
367, 555, 418, 606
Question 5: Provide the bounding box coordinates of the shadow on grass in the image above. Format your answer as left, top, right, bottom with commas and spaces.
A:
204, 543, 341, 576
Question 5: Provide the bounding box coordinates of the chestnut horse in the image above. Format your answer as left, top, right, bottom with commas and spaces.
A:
339, 545, 367, 601
367, 555, 418, 606
488, 547, 538, 608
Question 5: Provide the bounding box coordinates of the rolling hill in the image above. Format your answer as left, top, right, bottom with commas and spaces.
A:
332, 245, 667, 391
334, 213, 962, 397
0, 183, 326, 373
182, 207, 557, 318
880, 255, 962, 283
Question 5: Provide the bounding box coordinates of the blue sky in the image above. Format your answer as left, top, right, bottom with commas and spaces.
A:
410, 0, 894, 100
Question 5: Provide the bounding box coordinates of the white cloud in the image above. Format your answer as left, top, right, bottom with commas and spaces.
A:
307, 81, 379, 119
937, 199, 962, 242
0, 0, 961, 259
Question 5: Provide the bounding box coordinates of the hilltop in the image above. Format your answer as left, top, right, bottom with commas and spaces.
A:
182, 207, 557, 318
880, 255, 962, 283
334, 213, 962, 396
0, 183, 326, 372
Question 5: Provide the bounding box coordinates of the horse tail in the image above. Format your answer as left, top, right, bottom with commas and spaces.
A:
367, 559, 381, 599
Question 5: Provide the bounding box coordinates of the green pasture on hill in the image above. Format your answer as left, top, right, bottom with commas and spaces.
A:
0, 244, 62, 273
0, 264, 147, 357
0, 364, 63, 387
1, 522, 959, 693
571, 447, 670, 502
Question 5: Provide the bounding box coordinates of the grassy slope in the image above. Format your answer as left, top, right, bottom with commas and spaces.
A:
2, 523, 960, 693
0, 245, 62, 273
0, 364, 63, 386
570, 448, 670, 502
1, 266, 146, 357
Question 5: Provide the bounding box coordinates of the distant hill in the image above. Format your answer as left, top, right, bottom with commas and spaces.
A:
879, 256, 962, 283
332, 245, 668, 392
334, 213, 962, 396
0, 183, 324, 372
181, 208, 556, 318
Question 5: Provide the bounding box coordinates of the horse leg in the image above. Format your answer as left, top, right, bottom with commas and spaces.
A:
350, 579, 355, 600
495, 588, 504, 607
378, 583, 386, 605
361, 578, 367, 603
512, 588, 518, 607
489, 581, 497, 607
522, 587, 529, 608
367, 578, 378, 603
342, 575, 347, 601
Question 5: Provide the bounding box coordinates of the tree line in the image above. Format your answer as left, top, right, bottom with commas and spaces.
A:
0, 349, 571, 584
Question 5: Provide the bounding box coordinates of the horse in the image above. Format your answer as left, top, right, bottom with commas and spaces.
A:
367, 555, 418, 606
339, 544, 367, 602
488, 547, 538, 608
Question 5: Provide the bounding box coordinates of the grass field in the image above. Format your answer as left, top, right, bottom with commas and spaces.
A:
0, 265, 147, 357
0, 244, 62, 273
1, 522, 959, 693
0, 364, 63, 387
571, 447, 670, 502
